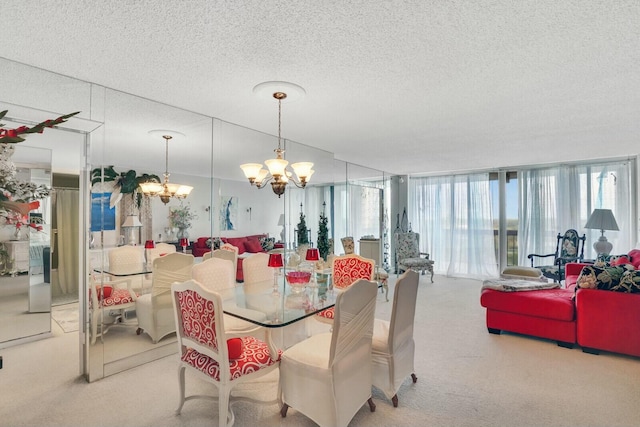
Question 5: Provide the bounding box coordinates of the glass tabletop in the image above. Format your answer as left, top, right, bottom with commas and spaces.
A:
224, 275, 336, 328
93, 264, 152, 276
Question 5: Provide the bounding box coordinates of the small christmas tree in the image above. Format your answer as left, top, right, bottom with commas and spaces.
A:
296, 203, 309, 246
317, 202, 329, 260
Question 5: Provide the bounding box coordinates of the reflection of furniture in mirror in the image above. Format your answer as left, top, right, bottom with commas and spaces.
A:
359, 238, 380, 265
89, 273, 138, 345
135, 252, 194, 343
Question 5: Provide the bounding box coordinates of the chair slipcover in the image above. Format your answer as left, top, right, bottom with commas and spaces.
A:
192, 257, 266, 335
219, 243, 239, 275
242, 253, 273, 285
172, 279, 281, 427
108, 245, 148, 288
395, 232, 434, 282
372, 269, 419, 407
145, 242, 176, 268
278, 279, 378, 427
136, 253, 194, 343
316, 254, 375, 323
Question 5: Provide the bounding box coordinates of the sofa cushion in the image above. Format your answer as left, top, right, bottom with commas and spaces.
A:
576, 264, 634, 290
226, 237, 247, 254
628, 249, 640, 269
245, 238, 264, 253
480, 288, 575, 322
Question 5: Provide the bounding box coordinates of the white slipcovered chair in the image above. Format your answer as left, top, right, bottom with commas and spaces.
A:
372, 269, 419, 407
108, 245, 148, 289
145, 242, 176, 268
191, 257, 266, 336
278, 279, 378, 427
242, 252, 273, 285
315, 254, 375, 325
135, 252, 194, 343
205, 248, 237, 269
171, 279, 281, 427
220, 243, 239, 275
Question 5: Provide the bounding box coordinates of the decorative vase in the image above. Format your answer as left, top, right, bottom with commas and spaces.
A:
176, 228, 189, 240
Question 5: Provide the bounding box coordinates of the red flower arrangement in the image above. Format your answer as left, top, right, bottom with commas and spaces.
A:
0, 110, 80, 143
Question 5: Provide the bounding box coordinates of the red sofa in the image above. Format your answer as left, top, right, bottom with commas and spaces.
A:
481, 255, 640, 358
192, 234, 273, 282
566, 260, 640, 357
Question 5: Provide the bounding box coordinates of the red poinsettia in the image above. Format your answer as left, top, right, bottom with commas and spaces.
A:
0, 110, 80, 143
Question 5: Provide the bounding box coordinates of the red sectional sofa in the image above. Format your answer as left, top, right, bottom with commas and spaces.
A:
191, 234, 275, 282
481, 253, 640, 358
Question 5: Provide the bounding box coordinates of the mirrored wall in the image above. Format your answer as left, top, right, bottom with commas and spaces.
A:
0, 56, 390, 382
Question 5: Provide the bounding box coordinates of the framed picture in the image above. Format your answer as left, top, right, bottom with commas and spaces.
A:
219, 196, 237, 231
90, 192, 116, 231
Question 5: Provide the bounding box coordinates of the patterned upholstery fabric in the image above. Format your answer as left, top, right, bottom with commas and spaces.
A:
341, 236, 355, 254
316, 254, 374, 322
528, 229, 585, 283
395, 232, 434, 281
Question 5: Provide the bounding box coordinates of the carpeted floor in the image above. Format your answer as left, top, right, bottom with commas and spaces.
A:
51, 303, 79, 333
1, 274, 640, 427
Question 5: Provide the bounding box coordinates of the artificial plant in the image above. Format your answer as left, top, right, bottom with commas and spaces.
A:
317, 204, 329, 260
296, 210, 309, 246
90, 166, 160, 208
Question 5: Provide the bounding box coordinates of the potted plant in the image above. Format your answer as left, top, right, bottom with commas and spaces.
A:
169, 203, 197, 240
296, 211, 309, 247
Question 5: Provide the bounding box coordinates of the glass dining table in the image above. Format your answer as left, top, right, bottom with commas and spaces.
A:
223, 275, 337, 354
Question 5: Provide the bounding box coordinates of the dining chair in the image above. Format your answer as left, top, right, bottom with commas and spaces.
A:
278, 279, 378, 427
191, 257, 266, 336
145, 242, 176, 268
171, 278, 281, 427
135, 252, 194, 343
315, 253, 375, 325
241, 253, 273, 285
108, 245, 148, 288
340, 236, 355, 255
371, 269, 419, 407
88, 271, 138, 345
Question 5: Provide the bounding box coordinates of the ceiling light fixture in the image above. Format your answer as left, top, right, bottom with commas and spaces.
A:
139, 130, 193, 205
240, 82, 314, 198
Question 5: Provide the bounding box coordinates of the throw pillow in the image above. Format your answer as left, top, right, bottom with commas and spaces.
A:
245, 239, 264, 253
616, 270, 640, 293
259, 236, 275, 252
609, 255, 631, 266
227, 338, 244, 359
576, 264, 633, 291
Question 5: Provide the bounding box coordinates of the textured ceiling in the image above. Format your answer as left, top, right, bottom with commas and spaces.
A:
1, 0, 639, 176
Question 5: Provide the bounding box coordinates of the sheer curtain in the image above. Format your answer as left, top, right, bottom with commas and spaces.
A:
54, 189, 79, 297
410, 173, 498, 279
518, 160, 634, 263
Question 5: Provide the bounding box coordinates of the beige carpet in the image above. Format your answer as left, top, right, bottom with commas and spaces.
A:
51, 303, 79, 333
1, 274, 639, 427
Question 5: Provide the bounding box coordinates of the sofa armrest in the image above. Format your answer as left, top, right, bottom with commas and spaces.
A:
565, 262, 590, 277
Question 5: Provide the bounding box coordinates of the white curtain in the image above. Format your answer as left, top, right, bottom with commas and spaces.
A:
55, 189, 79, 296
410, 173, 498, 279
519, 160, 634, 262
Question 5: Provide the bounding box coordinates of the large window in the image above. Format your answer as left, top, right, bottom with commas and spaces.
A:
410, 158, 636, 278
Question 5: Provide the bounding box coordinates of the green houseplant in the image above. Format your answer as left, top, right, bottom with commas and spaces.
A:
296, 211, 309, 246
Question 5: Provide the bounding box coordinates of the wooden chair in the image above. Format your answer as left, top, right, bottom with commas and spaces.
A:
395, 232, 434, 282
527, 229, 585, 282
88, 272, 138, 345
171, 279, 281, 427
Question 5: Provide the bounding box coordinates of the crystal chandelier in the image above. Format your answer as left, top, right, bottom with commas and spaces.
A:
139, 131, 193, 204
240, 87, 314, 198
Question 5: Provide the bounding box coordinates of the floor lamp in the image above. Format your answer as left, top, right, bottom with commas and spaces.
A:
584, 209, 619, 255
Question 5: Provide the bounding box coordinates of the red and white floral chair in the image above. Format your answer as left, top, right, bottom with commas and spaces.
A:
171, 278, 281, 427
89, 273, 138, 345
315, 253, 375, 324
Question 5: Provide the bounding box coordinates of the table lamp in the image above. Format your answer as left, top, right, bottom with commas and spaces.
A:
268, 253, 284, 292
305, 248, 320, 287
584, 208, 619, 255
121, 215, 142, 245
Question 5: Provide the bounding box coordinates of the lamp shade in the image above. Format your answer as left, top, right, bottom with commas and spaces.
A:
179, 238, 189, 247
121, 215, 142, 228
585, 209, 619, 232
144, 240, 155, 249
268, 253, 284, 268
305, 248, 320, 261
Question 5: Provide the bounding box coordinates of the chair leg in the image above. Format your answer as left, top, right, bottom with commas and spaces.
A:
280, 403, 289, 417
367, 397, 376, 412
411, 373, 418, 383
391, 394, 398, 407
176, 366, 186, 415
